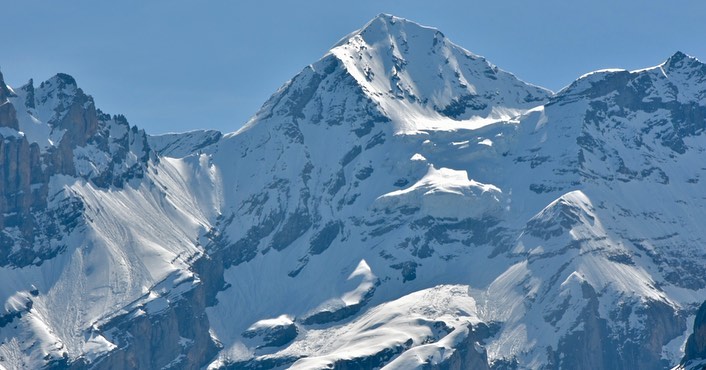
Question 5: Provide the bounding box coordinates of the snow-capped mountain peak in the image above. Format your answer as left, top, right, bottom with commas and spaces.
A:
659, 51, 706, 102
31, 73, 82, 123
238, 14, 550, 141
327, 14, 550, 133
663, 51, 703, 72
333, 13, 440, 50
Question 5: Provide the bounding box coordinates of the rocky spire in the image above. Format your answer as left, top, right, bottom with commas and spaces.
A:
0, 69, 19, 130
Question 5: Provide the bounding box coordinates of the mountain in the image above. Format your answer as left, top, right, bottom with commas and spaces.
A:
1, 13, 706, 370
0, 71, 216, 369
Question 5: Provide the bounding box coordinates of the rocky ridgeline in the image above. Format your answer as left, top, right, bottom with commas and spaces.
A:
0, 70, 151, 267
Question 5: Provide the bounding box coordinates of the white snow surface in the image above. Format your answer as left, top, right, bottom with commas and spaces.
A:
376, 165, 503, 219
286, 285, 480, 370
0, 156, 220, 367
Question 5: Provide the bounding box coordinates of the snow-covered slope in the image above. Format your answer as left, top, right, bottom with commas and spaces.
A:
2, 13, 706, 370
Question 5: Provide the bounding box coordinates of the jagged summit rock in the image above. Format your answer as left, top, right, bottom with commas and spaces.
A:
0, 70, 19, 131
0, 69, 17, 101
663, 51, 702, 70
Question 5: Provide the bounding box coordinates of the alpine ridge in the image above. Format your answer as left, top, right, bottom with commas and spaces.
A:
1, 14, 706, 370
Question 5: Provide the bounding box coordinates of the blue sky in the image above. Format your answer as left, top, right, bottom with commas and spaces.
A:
3, 1, 705, 134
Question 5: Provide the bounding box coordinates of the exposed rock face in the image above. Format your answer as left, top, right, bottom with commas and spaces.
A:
422, 323, 492, 370
48, 74, 98, 148
242, 320, 298, 349
681, 302, 706, 368
550, 283, 683, 370
0, 133, 49, 266
74, 276, 219, 370
40, 258, 220, 370
0, 70, 19, 130
0, 73, 152, 267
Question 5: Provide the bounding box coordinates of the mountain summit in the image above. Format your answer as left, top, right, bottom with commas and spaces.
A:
239, 14, 549, 138
1, 15, 706, 370
331, 14, 550, 130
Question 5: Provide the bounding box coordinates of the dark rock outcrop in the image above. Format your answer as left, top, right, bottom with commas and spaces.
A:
58, 253, 225, 370
423, 323, 493, 370
242, 321, 298, 349
682, 301, 706, 368
550, 282, 683, 370
0, 69, 19, 130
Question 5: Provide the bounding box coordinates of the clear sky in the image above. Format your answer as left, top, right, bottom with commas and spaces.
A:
3, 1, 705, 134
